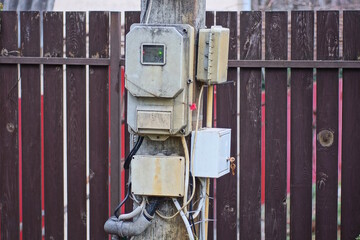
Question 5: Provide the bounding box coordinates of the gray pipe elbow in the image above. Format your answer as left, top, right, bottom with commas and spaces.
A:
104, 211, 153, 237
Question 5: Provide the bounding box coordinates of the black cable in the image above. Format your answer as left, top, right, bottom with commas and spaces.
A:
124, 136, 144, 170
188, 172, 197, 236
114, 183, 131, 218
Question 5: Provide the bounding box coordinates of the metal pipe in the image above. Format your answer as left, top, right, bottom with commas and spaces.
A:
104, 211, 154, 237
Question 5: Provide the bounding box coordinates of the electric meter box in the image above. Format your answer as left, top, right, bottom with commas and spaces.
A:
131, 155, 185, 197
191, 128, 231, 178
125, 24, 195, 137
197, 26, 230, 85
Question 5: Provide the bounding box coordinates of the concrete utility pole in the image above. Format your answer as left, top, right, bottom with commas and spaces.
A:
133, 0, 206, 239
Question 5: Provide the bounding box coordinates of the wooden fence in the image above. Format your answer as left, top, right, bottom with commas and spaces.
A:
1, 10, 360, 240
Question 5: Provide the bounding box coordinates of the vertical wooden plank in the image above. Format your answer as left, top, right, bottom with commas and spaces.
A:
316, 11, 339, 240
215, 11, 238, 240
20, 11, 42, 240
0, 11, 19, 240
239, 11, 262, 240
342, 10, 360, 240
89, 11, 109, 240
66, 11, 87, 240
124, 11, 140, 213
110, 12, 121, 214
43, 11, 64, 240
264, 11, 288, 240
290, 11, 314, 240
205, 11, 215, 240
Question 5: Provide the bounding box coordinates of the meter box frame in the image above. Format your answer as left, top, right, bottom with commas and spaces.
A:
191, 128, 231, 178
131, 155, 185, 197
197, 26, 230, 85
125, 24, 195, 138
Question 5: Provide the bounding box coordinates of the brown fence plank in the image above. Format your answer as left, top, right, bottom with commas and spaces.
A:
290, 11, 314, 240
43, 11, 64, 240
20, 11, 42, 239
239, 11, 262, 240
89, 11, 109, 240
66, 11, 87, 240
342, 10, 360, 240
124, 11, 140, 213
264, 11, 288, 240
215, 11, 238, 240
0, 11, 20, 240
315, 11, 339, 240
205, 11, 215, 240
110, 12, 122, 214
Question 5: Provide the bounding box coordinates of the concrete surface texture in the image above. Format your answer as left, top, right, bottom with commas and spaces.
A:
54, 0, 251, 11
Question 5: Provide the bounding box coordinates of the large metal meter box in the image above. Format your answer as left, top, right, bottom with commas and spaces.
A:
125, 24, 194, 138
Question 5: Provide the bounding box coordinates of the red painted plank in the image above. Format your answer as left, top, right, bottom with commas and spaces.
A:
20, 11, 42, 240
66, 12, 87, 240
89, 11, 109, 240
0, 11, 20, 240
290, 11, 314, 240
43, 11, 64, 240
264, 11, 288, 240
316, 11, 339, 240
239, 11, 262, 240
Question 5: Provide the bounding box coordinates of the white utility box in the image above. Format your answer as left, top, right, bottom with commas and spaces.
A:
191, 128, 231, 178
197, 26, 230, 85
131, 155, 185, 197
125, 24, 194, 138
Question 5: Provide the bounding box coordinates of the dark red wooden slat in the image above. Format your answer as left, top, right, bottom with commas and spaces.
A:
215, 11, 238, 240
205, 11, 215, 240
110, 12, 122, 213
66, 11, 87, 240
20, 11, 42, 240
315, 11, 339, 240
342, 10, 360, 240
43, 11, 64, 240
124, 11, 140, 214
264, 11, 288, 240
89, 11, 109, 240
239, 11, 262, 240
290, 11, 314, 240
0, 11, 20, 240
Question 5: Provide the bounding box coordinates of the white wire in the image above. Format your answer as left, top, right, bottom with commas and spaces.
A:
173, 198, 195, 240
182, 135, 190, 216
145, 0, 152, 24
118, 197, 146, 220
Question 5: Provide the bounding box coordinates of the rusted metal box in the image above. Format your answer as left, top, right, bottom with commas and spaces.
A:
131, 155, 185, 197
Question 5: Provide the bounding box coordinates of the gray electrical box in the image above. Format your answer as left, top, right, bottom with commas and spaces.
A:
197, 26, 230, 85
125, 24, 194, 138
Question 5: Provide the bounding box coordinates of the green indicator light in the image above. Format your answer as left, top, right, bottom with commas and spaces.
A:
158, 51, 163, 55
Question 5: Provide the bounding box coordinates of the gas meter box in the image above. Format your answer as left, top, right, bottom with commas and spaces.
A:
197, 26, 230, 85
125, 24, 194, 138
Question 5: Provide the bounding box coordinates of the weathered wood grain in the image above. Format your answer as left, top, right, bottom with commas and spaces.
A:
66, 11, 87, 240
290, 11, 314, 240
239, 11, 262, 240
0, 11, 20, 240
20, 11, 42, 240
341, 10, 360, 240
89, 11, 110, 240
264, 11, 288, 240
43, 11, 64, 240
316, 11, 339, 240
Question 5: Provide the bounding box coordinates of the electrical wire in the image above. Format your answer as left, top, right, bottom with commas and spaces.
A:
155, 85, 205, 220
182, 135, 190, 216
114, 183, 131, 218
173, 198, 195, 240
124, 136, 144, 170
